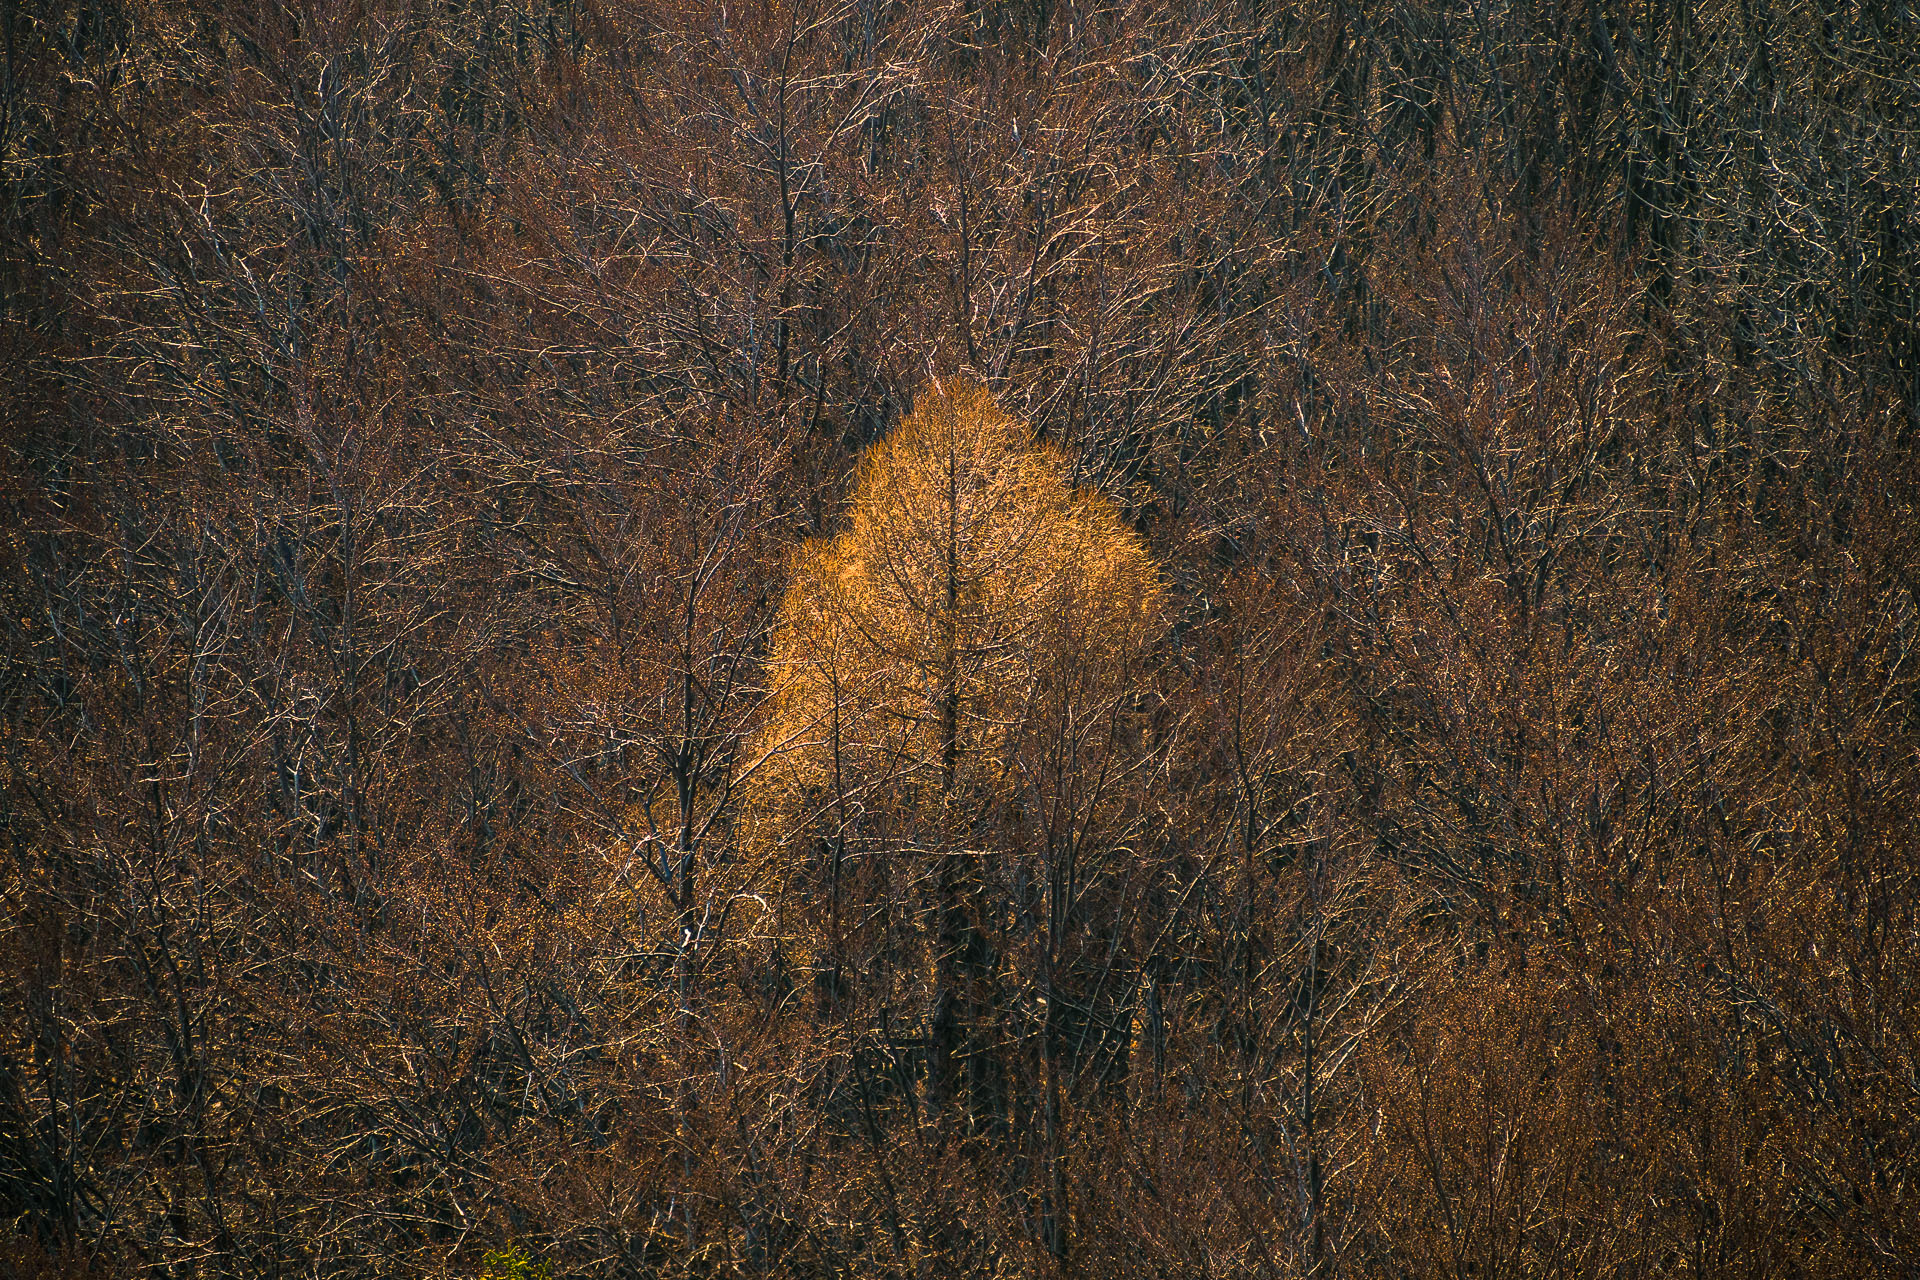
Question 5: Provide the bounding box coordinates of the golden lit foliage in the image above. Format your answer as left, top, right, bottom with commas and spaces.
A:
750, 378, 1161, 843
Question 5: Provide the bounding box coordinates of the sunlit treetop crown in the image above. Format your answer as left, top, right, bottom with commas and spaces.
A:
747, 377, 1162, 838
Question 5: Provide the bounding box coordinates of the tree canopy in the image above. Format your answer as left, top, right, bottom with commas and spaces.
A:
753, 377, 1160, 827
3, 1, 1915, 1277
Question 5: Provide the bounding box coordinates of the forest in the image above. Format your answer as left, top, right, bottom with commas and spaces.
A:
1, 0, 1916, 1276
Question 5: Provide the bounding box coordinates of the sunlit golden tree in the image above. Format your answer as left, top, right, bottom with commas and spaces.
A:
755, 376, 1159, 814
747, 378, 1160, 1259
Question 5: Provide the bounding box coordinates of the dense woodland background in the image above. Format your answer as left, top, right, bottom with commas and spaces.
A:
3, 1, 1918, 1276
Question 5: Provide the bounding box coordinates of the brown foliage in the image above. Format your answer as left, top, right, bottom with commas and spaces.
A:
2, 1, 1916, 1277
